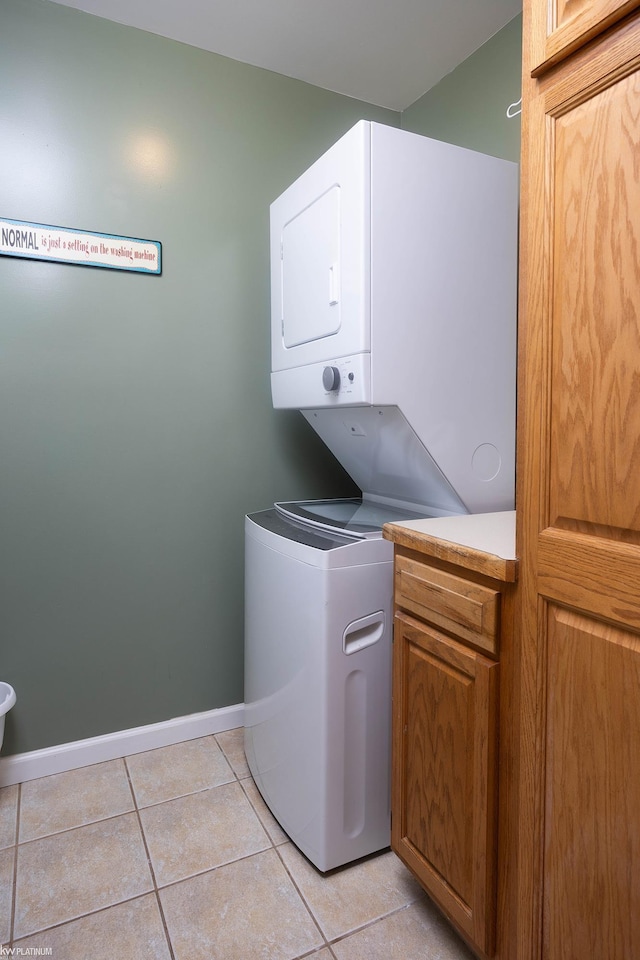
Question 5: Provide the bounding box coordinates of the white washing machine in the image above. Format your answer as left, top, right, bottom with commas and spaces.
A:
244, 498, 426, 872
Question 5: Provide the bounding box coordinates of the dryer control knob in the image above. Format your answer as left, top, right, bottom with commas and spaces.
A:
322, 366, 341, 391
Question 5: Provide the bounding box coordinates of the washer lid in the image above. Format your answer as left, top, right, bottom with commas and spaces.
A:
274, 497, 428, 539
301, 407, 468, 516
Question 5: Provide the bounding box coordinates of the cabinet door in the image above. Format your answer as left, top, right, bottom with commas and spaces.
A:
529, 0, 640, 74
518, 10, 640, 960
392, 611, 499, 956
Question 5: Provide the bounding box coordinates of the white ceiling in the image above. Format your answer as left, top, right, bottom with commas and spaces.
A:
47, 0, 522, 111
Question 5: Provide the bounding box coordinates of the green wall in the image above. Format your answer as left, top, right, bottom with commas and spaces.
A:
402, 14, 522, 163
0, 0, 396, 754
0, 0, 522, 756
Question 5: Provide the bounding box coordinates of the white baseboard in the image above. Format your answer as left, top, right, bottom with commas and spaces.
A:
0, 703, 245, 787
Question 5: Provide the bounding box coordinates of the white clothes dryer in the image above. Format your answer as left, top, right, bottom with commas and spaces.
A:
243, 498, 425, 872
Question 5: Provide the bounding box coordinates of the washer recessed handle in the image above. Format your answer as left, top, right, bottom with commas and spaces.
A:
343, 612, 385, 655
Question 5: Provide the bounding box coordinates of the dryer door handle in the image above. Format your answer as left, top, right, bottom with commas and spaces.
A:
328, 261, 340, 305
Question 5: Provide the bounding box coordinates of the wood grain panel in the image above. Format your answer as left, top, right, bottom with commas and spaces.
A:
543, 604, 640, 959
538, 527, 640, 626
517, 9, 640, 960
530, 0, 640, 74
514, 10, 552, 953
549, 68, 640, 533
395, 554, 500, 655
405, 638, 474, 903
392, 612, 498, 954
383, 522, 518, 582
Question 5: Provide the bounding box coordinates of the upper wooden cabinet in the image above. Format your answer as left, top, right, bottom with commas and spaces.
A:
529, 0, 640, 73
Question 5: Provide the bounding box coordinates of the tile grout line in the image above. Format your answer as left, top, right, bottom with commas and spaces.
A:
237, 775, 287, 848
214, 737, 279, 854
137, 846, 276, 896
10, 892, 173, 949
326, 899, 419, 949
151, 889, 177, 960
231, 737, 337, 955
15, 807, 142, 846
122, 776, 237, 815
272, 842, 332, 954
7, 782, 21, 948
123, 755, 176, 960
14, 779, 241, 848
295, 945, 339, 960
272, 841, 430, 956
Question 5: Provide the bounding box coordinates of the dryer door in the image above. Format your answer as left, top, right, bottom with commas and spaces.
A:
282, 185, 341, 349
271, 120, 370, 375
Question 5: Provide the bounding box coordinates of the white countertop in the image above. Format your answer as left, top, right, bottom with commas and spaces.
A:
390, 510, 516, 561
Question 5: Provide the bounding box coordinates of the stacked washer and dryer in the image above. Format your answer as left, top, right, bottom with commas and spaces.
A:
244, 121, 518, 871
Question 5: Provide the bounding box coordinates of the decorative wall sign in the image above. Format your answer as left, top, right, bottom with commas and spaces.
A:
0, 217, 161, 275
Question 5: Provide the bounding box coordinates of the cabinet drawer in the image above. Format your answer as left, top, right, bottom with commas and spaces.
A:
395, 554, 500, 655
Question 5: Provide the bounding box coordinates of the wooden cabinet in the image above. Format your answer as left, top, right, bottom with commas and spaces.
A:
394, 555, 500, 655
517, 4, 640, 959
392, 601, 498, 955
528, 0, 640, 74
384, 522, 517, 959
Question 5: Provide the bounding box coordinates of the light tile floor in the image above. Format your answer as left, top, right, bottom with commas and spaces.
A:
0, 729, 475, 960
